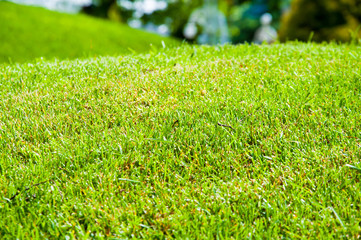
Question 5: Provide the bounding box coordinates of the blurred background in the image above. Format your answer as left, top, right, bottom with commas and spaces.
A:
6, 0, 361, 43
1, 0, 361, 62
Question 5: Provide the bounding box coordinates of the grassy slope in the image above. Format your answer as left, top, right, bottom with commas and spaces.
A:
1, 43, 361, 238
0, 1, 178, 63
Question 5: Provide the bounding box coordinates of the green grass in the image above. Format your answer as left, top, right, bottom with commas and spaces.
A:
1, 42, 361, 238
0, 1, 179, 64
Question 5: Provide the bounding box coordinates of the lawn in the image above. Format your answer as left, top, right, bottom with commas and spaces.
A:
0, 1, 179, 64
0, 43, 361, 238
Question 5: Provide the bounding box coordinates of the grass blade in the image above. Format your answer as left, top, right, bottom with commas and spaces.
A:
329, 207, 346, 229
345, 164, 361, 172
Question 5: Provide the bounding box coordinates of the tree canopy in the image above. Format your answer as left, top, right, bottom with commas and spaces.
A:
279, 0, 361, 42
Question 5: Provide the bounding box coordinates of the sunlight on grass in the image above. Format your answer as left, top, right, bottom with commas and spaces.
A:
0, 43, 360, 238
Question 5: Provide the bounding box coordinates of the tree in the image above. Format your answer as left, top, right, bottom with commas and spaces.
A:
228, 0, 287, 43
137, 0, 203, 39
80, 0, 290, 42
81, 0, 203, 38
278, 0, 361, 42
81, 0, 118, 19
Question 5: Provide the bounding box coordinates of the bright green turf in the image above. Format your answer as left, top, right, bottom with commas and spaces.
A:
0, 43, 361, 238
0, 1, 179, 64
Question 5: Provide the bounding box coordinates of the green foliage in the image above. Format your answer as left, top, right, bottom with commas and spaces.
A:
228, 0, 290, 43
146, 0, 203, 39
0, 1, 179, 63
112, 0, 204, 39
279, 0, 361, 42
82, 0, 204, 38
1, 42, 361, 238
81, 0, 118, 19
82, 0, 291, 43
